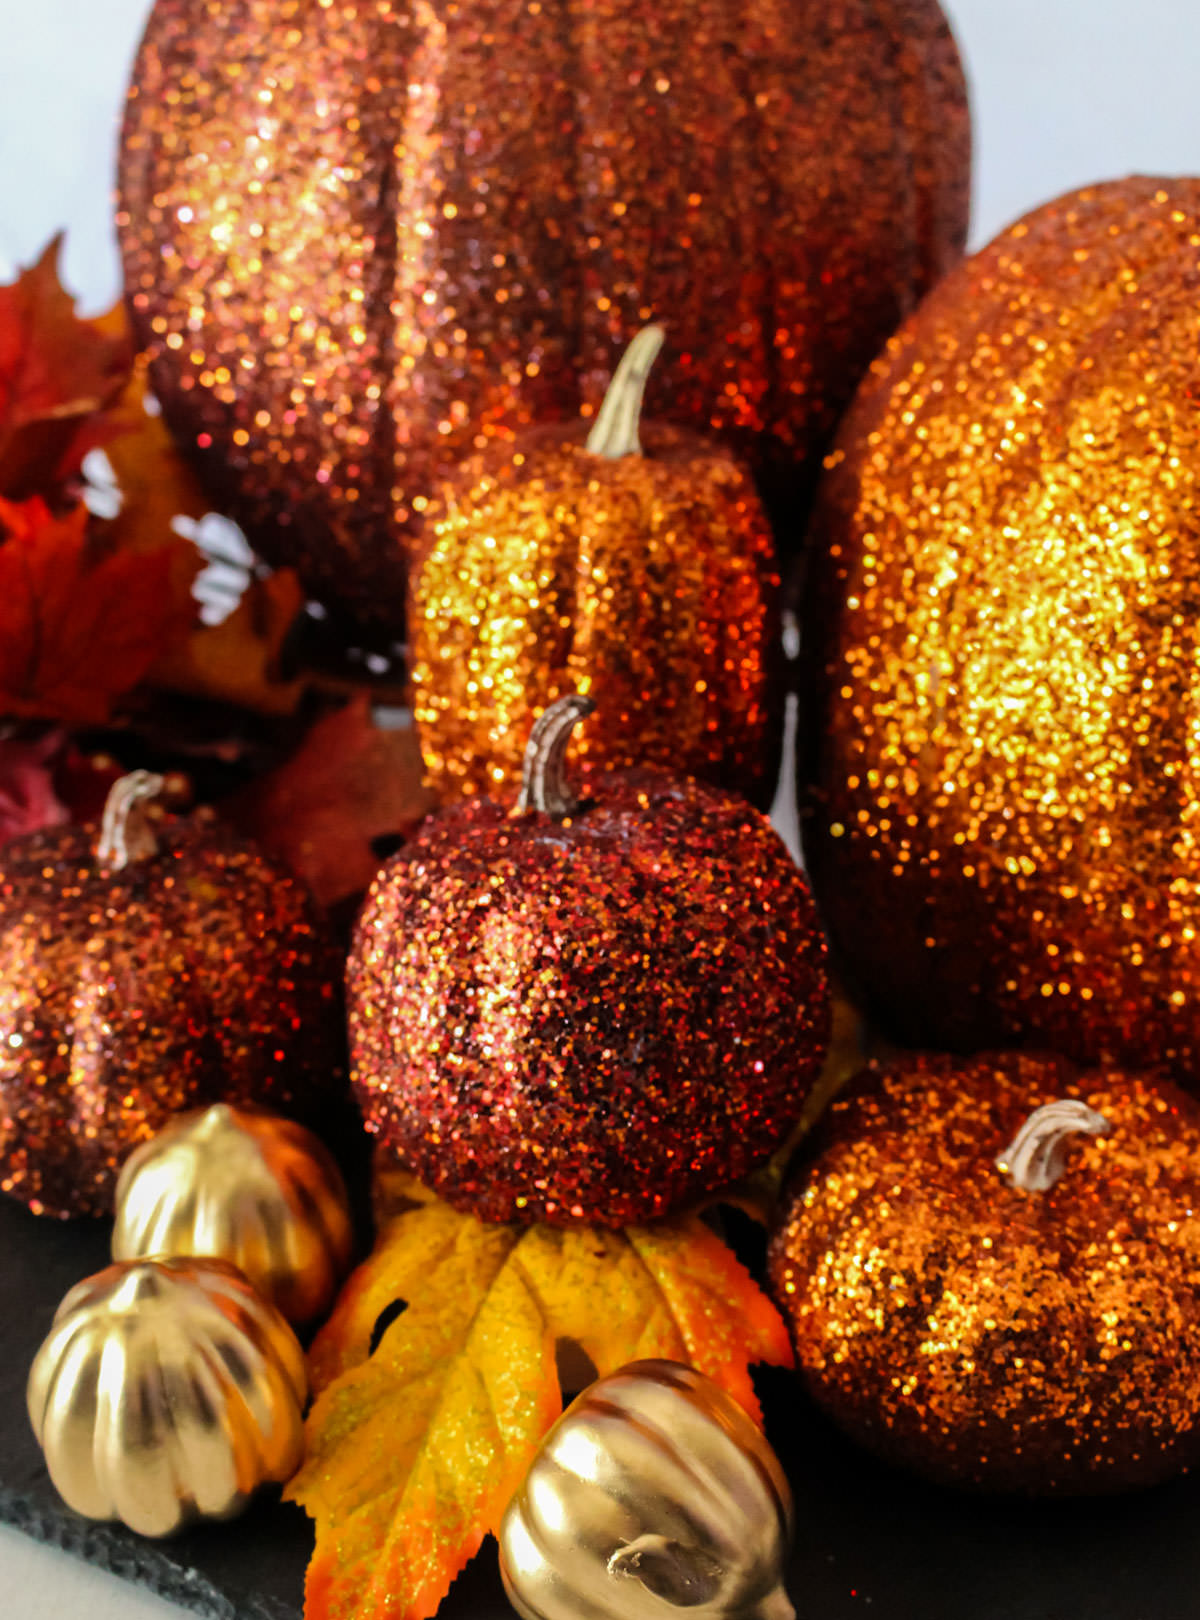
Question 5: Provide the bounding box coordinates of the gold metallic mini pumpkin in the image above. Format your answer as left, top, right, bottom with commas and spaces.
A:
113, 1104, 355, 1325
27, 1256, 307, 1537
500, 1359, 794, 1620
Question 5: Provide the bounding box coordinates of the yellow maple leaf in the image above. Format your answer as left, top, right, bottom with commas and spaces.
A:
288, 1187, 793, 1620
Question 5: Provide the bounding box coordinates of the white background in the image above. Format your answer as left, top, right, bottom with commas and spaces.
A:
0, 2, 1197, 1617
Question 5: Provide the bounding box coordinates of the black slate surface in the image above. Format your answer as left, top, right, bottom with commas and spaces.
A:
2, 1191, 1198, 1620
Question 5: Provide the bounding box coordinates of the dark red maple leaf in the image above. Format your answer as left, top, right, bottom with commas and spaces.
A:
0, 236, 132, 499
0, 497, 198, 725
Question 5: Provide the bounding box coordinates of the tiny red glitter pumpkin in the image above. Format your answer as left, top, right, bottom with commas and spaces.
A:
411, 327, 781, 806
348, 695, 830, 1225
769, 1051, 1200, 1494
0, 772, 342, 1219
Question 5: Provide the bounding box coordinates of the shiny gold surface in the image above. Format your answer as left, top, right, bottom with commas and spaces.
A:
113, 1104, 354, 1325
117, 0, 969, 625
769, 1052, 1200, 1494
500, 1359, 794, 1620
805, 177, 1200, 1075
27, 1257, 307, 1537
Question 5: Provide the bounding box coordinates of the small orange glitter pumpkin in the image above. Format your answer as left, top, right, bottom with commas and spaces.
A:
349, 694, 830, 1226
411, 327, 779, 804
803, 177, 1200, 1075
117, 0, 970, 628
0, 772, 342, 1219
769, 1050, 1200, 1494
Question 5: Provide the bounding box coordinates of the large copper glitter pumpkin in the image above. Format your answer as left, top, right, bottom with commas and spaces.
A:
803, 177, 1200, 1073
348, 695, 830, 1226
0, 773, 341, 1219
117, 0, 970, 628
411, 327, 779, 805
769, 1050, 1200, 1494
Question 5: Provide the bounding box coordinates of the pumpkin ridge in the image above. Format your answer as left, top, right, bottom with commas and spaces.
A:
864, 0, 971, 290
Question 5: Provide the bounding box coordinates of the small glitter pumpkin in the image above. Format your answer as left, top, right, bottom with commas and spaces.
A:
117, 0, 969, 628
113, 1103, 354, 1325
769, 1051, 1200, 1494
500, 1360, 795, 1620
348, 694, 830, 1226
0, 772, 342, 1219
27, 1256, 306, 1537
803, 176, 1200, 1075
411, 326, 779, 806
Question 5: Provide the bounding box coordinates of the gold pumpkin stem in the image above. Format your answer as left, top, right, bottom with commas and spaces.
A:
585, 324, 666, 459
96, 771, 166, 871
517, 694, 596, 818
995, 1098, 1111, 1193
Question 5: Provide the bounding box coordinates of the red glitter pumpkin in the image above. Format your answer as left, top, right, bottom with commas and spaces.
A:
348, 695, 831, 1225
0, 772, 342, 1219
117, 0, 970, 629
770, 1051, 1200, 1494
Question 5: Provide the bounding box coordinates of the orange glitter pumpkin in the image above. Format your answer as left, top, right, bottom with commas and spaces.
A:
411, 327, 779, 804
117, 0, 970, 629
0, 773, 341, 1219
770, 1050, 1200, 1494
803, 177, 1200, 1076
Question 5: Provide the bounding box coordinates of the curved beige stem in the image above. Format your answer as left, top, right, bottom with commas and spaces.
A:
585, 325, 666, 459
96, 771, 166, 871
516, 694, 595, 818
996, 1099, 1111, 1193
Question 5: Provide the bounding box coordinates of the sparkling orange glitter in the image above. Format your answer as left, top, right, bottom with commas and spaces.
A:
769, 1051, 1200, 1494
410, 419, 778, 804
117, 0, 969, 627
0, 803, 341, 1219
804, 177, 1200, 1077
348, 751, 830, 1227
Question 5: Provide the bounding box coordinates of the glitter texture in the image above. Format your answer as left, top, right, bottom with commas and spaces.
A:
0, 807, 342, 1219
411, 420, 778, 804
803, 178, 1200, 1075
769, 1051, 1200, 1494
116, 0, 969, 627
348, 766, 830, 1226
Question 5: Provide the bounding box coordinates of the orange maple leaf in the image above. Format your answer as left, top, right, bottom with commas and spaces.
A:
287, 1178, 793, 1620
0, 497, 198, 725
0, 237, 132, 499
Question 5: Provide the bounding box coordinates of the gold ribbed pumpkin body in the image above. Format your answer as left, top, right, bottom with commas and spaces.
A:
113, 1104, 354, 1325
117, 0, 970, 628
411, 422, 779, 803
804, 177, 1200, 1073
500, 1360, 794, 1620
27, 1258, 306, 1537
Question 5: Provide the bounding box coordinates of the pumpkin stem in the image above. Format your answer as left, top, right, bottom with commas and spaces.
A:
585, 325, 666, 459
516, 694, 596, 818
996, 1099, 1111, 1193
96, 771, 166, 871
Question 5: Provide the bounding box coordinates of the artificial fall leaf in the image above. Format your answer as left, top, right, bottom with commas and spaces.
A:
228, 696, 436, 907
0, 497, 197, 725
98, 360, 306, 716
0, 237, 131, 499
287, 1182, 793, 1620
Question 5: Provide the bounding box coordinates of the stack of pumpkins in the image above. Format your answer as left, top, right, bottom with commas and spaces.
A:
7, 0, 1200, 1574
